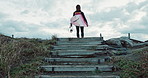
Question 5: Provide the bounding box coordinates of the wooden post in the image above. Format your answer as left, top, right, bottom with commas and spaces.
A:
100, 33, 103, 40
100, 33, 102, 37
12, 35, 14, 38
128, 33, 130, 39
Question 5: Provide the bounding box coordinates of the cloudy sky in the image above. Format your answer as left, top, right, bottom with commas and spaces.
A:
0, 0, 147, 41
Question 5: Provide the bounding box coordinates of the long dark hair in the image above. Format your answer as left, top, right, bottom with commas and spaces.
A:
76, 5, 81, 11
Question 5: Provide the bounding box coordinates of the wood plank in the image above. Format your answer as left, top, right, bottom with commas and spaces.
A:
51, 50, 108, 56
44, 57, 111, 64
40, 65, 114, 72
35, 75, 120, 78
56, 41, 102, 45
57, 37, 103, 42
53, 45, 111, 50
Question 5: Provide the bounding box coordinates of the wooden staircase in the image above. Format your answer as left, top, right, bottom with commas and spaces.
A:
35, 37, 120, 78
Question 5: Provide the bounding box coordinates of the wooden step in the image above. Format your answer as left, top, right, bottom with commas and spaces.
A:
44, 57, 111, 64
57, 37, 103, 42
56, 41, 102, 45
35, 75, 120, 78
53, 45, 111, 50
35, 72, 120, 78
51, 50, 109, 56
40, 65, 115, 72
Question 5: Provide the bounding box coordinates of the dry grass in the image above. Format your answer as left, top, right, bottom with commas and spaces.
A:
0, 34, 54, 78
112, 47, 148, 78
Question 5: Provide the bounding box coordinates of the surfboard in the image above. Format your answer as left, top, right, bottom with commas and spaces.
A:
70, 14, 88, 27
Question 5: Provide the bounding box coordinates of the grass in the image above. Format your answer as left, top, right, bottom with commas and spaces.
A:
113, 47, 148, 78
0, 34, 56, 78
10, 57, 44, 78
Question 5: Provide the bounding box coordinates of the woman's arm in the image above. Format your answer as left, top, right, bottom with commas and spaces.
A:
81, 12, 88, 25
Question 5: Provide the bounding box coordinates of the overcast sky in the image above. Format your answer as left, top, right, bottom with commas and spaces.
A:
0, 0, 147, 41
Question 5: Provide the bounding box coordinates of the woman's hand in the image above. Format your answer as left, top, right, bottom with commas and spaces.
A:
69, 23, 72, 28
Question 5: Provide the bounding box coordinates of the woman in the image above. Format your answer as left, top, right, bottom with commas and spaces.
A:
70, 5, 88, 38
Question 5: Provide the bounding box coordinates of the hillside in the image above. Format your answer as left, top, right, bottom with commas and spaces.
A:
0, 34, 147, 78
0, 34, 56, 78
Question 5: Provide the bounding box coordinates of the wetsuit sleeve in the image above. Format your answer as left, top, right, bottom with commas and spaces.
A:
81, 12, 88, 24
73, 12, 75, 16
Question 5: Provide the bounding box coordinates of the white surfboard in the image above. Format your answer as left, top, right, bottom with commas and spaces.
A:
70, 14, 88, 27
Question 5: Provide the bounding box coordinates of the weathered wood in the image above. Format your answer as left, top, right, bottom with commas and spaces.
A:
35, 75, 120, 78
44, 57, 111, 64
40, 65, 114, 72
112, 50, 131, 55
51, 50, 108, 56
35, 37, 120, 78
57, 37, 103, 42
56, 41, 102, 45
128, 33, 130, 39
132, 42, 148, 48
53, 45, 111, 50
